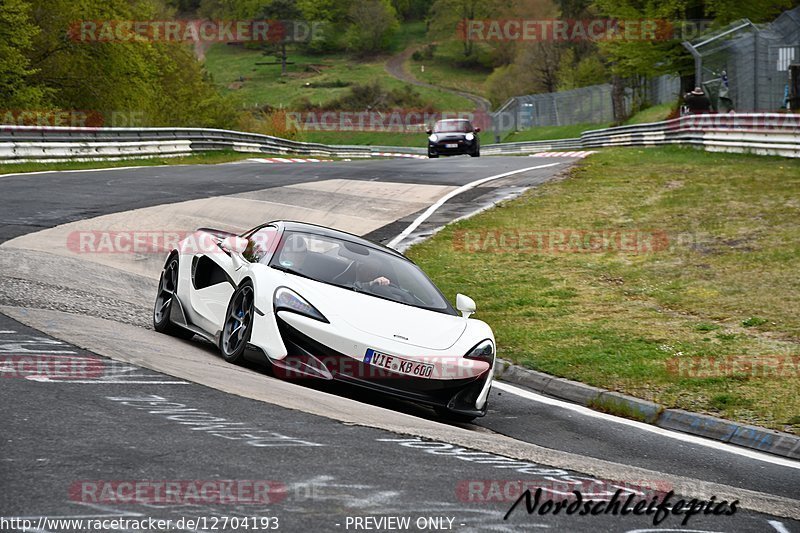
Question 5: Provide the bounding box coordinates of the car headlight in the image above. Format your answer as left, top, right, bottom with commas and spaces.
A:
429, 134, 438, 142
464, 339, 494, 365
274, 287, 328, 323
465, 133, 475, 141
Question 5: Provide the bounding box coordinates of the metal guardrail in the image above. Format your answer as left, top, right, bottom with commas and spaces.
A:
481, 137, 583, 156
0, 125, 427, 163
580, 113, 800, 158
1, 113, 798, 163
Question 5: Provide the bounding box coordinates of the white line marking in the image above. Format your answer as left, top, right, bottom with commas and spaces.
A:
769, 521, 791, 533
387, 163, 561, 249
493, 381, 800, 469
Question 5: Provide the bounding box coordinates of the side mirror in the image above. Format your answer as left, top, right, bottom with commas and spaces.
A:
220, 236, 249, 255
474, 127, 481, 133
456, 293, 476, 319
426, 129, 433, 135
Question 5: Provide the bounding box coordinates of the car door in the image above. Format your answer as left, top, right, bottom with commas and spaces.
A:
187, 226, 279, 333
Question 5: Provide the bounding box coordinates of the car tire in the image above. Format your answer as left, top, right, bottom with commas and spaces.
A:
219, 279, 255, 364
153, 255, 195, 340
470, 149, 480, 158
428, 153, 439, 159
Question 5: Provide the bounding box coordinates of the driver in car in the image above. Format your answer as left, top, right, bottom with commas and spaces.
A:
355, 258, 392, 289
279, 234, 308, 270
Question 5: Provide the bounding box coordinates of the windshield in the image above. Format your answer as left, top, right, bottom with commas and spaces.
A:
270, 231, 455, 314
433, 120, 473, 133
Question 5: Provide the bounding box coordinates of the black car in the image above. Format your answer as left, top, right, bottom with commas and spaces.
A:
427, 119, 481, 158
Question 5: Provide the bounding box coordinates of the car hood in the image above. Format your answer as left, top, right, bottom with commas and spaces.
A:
288, 276, 467, 351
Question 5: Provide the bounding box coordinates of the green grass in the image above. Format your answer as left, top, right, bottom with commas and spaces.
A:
625, 103, 675, 125
302, 131, 425, 147
409, 57, 489, 98
204, 44, 473, 112
388, 21, 428, 53
0, 151, 264, 175
502, 123, 609, 143
406, 39, 492, 98
407, 146, 800, 432
302, 130, 495, 148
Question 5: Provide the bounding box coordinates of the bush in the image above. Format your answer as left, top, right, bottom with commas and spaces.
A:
322, 81, 432, 111
237, 109, 303, 140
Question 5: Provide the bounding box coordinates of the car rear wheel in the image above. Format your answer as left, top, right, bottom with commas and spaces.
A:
220, 280, 255, 364
154, 256, 195, 340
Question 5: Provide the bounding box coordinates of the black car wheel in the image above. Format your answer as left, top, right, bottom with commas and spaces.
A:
153, 255, 195, 340
428, 152, 439, 159
470, 148, 481, 158
220, 280, 255, 364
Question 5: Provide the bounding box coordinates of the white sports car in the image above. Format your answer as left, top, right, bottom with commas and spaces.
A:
153, 221, 495, 421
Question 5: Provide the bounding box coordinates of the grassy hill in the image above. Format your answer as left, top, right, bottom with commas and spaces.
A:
204, 44, 474, 112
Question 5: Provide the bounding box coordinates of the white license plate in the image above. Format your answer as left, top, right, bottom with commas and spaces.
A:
364, 349, 434, 378
445, 143, 458, 148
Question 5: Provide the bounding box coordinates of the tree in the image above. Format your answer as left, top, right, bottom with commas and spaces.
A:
297, 0, 354, 23
592, 0, 690, 119
428, 0, 492, 58
486, 41, 563, 105
390, 0, 430, 20
22, 0, 235, 128
259, 0, 303, 75
703, 0, 793, 24
344, 0, 399, 56
0, 0, 47, 108
428, 0, 559, 67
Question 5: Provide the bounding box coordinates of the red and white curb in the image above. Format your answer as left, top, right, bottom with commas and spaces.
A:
372, 152, 428, 160
245, 157, 333, 164
528, 151, 597, 158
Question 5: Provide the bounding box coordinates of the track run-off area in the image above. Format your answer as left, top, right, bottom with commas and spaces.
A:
0, 155, 797, 533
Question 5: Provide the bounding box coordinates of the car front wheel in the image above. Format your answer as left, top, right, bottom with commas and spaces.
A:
220, 280, 255, 364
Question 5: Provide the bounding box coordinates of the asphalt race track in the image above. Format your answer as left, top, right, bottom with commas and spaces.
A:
1, 155, 798, 533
